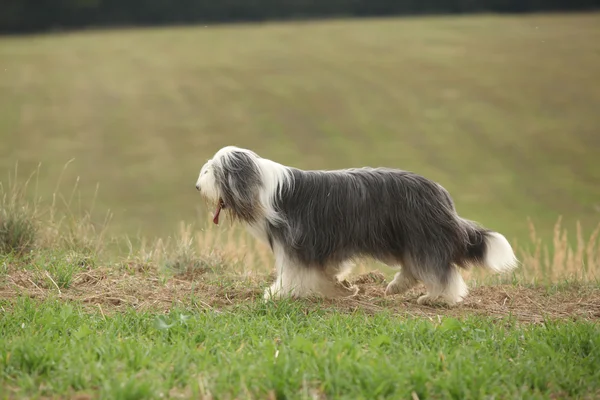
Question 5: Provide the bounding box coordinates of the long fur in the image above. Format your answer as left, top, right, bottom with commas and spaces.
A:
195, 146, 518, 306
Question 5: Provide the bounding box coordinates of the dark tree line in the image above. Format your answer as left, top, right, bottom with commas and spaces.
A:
2, 0, 599, 34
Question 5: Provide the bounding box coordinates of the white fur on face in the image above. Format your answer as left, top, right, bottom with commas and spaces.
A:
195, 159, 219, 204
197, 146, 294, 227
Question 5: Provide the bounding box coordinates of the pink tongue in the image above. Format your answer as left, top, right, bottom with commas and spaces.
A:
213, 203, 222, 225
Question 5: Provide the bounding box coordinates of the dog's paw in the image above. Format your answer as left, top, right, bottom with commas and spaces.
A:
263, 287, 280, 301
384, 282, 400, 297
417, 294, 436, 305
344, 284, 360, 298
417, 294, 460, 308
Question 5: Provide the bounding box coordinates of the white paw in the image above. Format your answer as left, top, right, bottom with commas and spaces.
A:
263, 283, 284, 301
417, 294, 435, 305
384, 282, 398, 297
263, 289, 272, 300
441, 296, 464, 307
263, 288, 278, 300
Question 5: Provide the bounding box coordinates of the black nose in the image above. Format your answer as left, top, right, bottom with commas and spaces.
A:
195, 184, 200, 191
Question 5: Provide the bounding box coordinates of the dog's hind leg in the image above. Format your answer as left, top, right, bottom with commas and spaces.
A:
385, 268, 418, 297
441, 267, 468, 305
325, 263, 360, 298
334, 261, 355, 282
417, 265, 467, 306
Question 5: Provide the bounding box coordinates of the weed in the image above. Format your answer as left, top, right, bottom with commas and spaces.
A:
0, 165, 41, 257
518, 217, 600, 284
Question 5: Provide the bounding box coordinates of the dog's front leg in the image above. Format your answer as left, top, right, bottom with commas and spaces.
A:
263, 247, 288, 300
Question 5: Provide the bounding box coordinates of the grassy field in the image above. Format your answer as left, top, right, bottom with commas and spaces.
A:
1, 12, 600, 246
1, 11, 600, 400
1, 296, 599, 399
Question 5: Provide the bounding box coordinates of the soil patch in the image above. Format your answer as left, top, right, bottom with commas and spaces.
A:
2, 267, 599, 323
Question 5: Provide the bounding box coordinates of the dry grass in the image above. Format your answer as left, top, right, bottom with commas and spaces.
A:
2, 261, 599, 324
0, 162, 113, 258
519, 216, 600, 283
141, 213, 600, 285
2, 210, 599, 323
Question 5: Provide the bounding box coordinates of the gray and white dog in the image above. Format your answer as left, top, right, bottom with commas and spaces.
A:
195, 146, 518, 305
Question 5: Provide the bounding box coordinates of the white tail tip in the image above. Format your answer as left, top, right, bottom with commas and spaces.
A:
484, 232, 518, 273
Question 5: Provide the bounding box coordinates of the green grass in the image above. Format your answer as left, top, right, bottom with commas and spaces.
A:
1, 297, 599, 400
1, 12, 600, 247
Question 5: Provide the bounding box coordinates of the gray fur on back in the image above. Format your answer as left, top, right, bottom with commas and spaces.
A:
266, 167, 486, 283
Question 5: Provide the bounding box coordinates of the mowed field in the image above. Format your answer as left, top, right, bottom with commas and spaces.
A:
1, 12, 600, 244
1, 12, 600, 400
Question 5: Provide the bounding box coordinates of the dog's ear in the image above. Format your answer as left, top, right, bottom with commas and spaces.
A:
215, 150, 263, 222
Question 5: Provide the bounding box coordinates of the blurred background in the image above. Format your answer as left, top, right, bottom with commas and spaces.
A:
1, 1, 599, 252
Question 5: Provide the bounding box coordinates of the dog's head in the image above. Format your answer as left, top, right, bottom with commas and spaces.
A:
195, 146, 265, 225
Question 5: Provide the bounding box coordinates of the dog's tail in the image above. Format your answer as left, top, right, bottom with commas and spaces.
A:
459, 219, 518, 273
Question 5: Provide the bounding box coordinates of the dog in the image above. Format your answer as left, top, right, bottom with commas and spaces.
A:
195, 146, 518, 305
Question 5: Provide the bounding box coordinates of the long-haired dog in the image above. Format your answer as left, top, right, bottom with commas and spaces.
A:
195, 146, 518, 306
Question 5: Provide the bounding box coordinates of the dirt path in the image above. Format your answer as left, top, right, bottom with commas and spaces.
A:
2, 266, 599, 323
